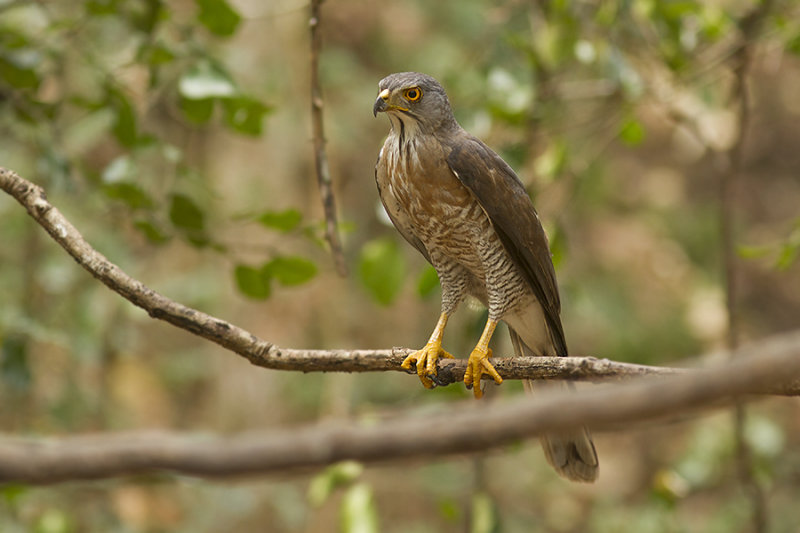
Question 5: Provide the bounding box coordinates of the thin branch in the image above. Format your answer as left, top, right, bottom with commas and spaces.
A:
309, 0, 348, 277
722, 3, 774, 532
2, 166, 800, 396
1, 329, 799, 485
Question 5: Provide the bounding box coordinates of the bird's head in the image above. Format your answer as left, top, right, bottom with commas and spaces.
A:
373, 72, 456, 133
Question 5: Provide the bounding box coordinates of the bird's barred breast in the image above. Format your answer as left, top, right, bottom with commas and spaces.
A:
383, 134, 532, 318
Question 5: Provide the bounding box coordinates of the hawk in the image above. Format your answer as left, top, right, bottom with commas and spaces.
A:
373, 72, 598, 482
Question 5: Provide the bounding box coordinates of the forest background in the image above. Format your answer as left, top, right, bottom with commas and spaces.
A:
1, 0, 800, 531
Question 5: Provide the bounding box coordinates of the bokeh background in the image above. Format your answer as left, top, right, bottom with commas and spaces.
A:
1, 0, 799, 531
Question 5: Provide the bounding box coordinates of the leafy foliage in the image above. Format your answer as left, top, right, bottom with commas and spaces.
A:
358, 238, 407, 306
1, 0, 800, 531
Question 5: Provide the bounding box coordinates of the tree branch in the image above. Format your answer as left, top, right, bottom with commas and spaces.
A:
1, 329, 799, 484
309, 0, 348, 277
1, 166, 799, 395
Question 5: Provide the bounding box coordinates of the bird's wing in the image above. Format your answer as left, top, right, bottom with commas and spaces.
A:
443, 132, 568, 355
374, 145, 432, 263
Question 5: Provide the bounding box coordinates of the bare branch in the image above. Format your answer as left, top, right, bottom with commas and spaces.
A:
309, 0, 348, 277
2, 166, 800, 397
722, 4, 775, 531
1, 329, 799, 484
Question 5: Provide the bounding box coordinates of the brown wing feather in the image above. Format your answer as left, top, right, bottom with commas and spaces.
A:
443, 132, 568, 356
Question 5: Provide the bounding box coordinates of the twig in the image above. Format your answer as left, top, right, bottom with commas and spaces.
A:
722, 3, 774, 532
309, 0, 348, 277
1, 329, 799, 485
2, 166, 800, 396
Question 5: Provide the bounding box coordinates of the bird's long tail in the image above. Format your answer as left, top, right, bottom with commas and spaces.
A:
508, 328, 598, 483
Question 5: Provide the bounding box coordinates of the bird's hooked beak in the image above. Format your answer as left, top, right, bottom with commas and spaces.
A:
373, 88, 390, 117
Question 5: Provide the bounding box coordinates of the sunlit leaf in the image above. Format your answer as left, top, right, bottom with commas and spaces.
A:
222, 95, 271, 136
470, 492, 499, 533
308, 461, 364, 507
102, 156, 135, 183
234, 264, 271, 299
257, 208, 302, 232
340, 483, 379, 533
534, 140, 567, 182
34, 508, 72, 533
196, 0, 241, 37
358, 238, 406, 306
265, 256, 317, 286
736, 244, 771, 260
744, 415, 785, 457
169, 194, 205, 231
775, 243, 798, 271
179, 61, 237, 100
776, 222, 800, 270
619, 117, 645, 146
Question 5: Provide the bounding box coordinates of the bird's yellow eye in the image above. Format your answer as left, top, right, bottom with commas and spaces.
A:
403, 87, 422, 102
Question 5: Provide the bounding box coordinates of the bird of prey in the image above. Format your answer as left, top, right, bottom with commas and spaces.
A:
372, 72, 598, 482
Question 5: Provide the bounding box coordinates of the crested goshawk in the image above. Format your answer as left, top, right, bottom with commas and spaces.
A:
373, 72, 598, 482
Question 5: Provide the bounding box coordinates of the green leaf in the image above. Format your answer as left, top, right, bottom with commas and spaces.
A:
34, 508, 72, 533
1, 335, 31, 392
133, 220, 169, 244
0, 50, 41, 90
139, 41, 175, 66
179, 61, 237, 100
358, 238, 406, 306
775, 243, 798, 271
257, 208, 302, 232
234, 264, 271, 299
107, 87, 138, 147
265, 256, 317, 286
308, 461, 364, 507
788, 32, 800, 56
470, 492, 499, 533
103, 182, 153, 209
196, 0, 241, 37
619, 117, 645, 146
416, 265, 439, 298
776, 223, 800, 271
128, 0, 166, 34
85, 0, 120, 15
340, 483, 379, 533
169, 194, 205, 231
179, 96, 215, 124
736, 244, 771, 260
534, 140, 568, 182
102, 156, 136, 183
222, 96, 271, 136
1, 483, 27, 505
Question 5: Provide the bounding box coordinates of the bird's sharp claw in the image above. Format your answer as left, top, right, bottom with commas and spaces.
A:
464, 346, 502, 399
402, 342, 453, 389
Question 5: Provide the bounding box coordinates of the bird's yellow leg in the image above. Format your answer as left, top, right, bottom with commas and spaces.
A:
401, 312, 454, 388
464, 318, 503, 399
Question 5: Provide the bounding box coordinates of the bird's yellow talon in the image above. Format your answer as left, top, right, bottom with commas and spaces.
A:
402, 341, 454, 389
464, 346, 502, 399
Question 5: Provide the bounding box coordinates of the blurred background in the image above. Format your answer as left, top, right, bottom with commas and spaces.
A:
1, 0, 799, 531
